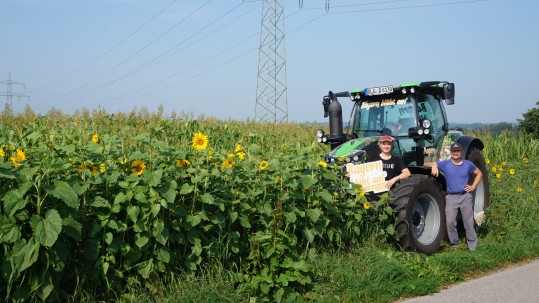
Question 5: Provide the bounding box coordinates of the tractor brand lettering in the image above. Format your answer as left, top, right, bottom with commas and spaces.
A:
361, 98, 407, 110
345, 160, 388, 193
361, 102, 380, 109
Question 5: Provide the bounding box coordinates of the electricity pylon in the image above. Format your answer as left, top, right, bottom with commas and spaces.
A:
0, 72, 29, 109
255, 0, 288, 123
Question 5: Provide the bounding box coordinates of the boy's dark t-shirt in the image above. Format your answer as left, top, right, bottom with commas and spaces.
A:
371, 154, 407, 180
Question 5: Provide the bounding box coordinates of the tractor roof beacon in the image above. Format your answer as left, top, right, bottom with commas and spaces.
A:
316, 81, 490, 255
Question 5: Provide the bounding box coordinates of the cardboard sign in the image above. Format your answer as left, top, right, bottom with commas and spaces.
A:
346, 160, 388, 193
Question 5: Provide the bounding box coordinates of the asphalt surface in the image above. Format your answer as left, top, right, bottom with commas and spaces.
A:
396, 258, 539, 303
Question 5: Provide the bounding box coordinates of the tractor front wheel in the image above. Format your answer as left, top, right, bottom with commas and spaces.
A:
390, 175, 446, 255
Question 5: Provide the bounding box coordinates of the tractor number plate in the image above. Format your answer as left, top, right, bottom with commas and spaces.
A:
365, 85, 393, 96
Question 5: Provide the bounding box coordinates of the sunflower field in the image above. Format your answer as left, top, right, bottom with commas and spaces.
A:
1, 108, 539, 302
0, 108, 396, 302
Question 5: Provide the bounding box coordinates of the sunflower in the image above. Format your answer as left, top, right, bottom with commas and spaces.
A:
259, 161, 269, 170
10, 149, 26, 166
355, 187, 365, 197
222, 153, 236, 169
236, 150, 246, 160
91, 134, 99, 143
523, 157, 529, 163
0, 147, 4, 157
491, 167, 497, 173
495, 173, 501, 179
534, 180, 538, 186
517, 187, 523, 193
509, 168, 515, 175
176, 159, 191, 168
363, 202, 371, 209
131, 160, 146, 176
317, 160, 327, 168
338, 156, 345, 162
89, 165, 98, 175
192, 132, 209, 150
486, 159, 490, 164
274, 177, 281, 183
100, 163, 106, 173
234, 144, 243, 153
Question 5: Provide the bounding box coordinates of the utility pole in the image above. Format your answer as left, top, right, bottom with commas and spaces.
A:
255, 0, 288, 123
0, 73, 30, 110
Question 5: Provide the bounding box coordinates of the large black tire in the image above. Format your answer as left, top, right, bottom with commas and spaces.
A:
389, 175, 446, 255
467, 147, 490, 224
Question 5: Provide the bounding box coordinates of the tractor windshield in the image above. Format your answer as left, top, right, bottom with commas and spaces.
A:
352, 96, 417, 137
352, 93, 448, 166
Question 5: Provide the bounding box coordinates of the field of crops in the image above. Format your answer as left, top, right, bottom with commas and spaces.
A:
1, 108, 538, 302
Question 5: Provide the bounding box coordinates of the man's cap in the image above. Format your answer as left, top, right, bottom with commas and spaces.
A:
380, 135, 394, 143
450, 142, 463, 151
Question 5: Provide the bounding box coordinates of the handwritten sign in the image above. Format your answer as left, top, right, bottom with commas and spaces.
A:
346, 160, 388, 193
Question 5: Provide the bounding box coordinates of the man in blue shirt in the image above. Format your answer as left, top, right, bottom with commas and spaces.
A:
428, 143, 483, 250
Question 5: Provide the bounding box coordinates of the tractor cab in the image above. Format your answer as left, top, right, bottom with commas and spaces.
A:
317, 82, 455, 167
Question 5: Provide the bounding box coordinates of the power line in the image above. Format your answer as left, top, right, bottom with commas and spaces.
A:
29, 0, 178, 93
38, 0, 212, 107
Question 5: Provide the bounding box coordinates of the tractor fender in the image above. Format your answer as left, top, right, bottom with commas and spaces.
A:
456, 135, 484, 159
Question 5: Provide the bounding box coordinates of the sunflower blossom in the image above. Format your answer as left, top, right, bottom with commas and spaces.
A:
486, 159, 490, 164
236, 151, 246, 160
0, 147, 5, 157
517, 187, 523, 193
176, 159, 191, 168
509, 168, 515, 175
222, 153, 236, 169
491, 167, 497, 173
259, 161, 269, 170
234, 144, 243, 153
10, 149, 26, 166
131, 160, 146, 176
91, 134, 99, 143
317, 160, 328, 168
100, 163, 106, 173
496, 173, 501, 179
363, 202, 371, 209
534, 180, 538, 186
192, 132, 209, 150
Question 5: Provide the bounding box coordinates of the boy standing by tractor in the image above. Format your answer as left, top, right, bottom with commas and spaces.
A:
427, 143, 482, 250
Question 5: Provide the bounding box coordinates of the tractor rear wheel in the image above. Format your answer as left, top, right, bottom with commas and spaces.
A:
467, 147, 490, 225
389, 175, 446, 255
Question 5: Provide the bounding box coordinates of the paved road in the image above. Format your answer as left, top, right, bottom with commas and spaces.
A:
396, 258, 539, 303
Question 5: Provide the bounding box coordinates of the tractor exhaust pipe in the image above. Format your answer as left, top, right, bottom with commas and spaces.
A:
322, 91, 346, 149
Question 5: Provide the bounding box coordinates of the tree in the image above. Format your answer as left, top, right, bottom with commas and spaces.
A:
518, 101, 539, 138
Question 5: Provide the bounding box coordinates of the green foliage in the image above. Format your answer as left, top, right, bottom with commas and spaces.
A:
518, 100, 539, 138
0, 111, 396, 302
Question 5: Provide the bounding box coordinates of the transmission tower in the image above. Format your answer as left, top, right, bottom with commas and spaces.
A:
255, 0, 288, 123
0, 72, 30, 109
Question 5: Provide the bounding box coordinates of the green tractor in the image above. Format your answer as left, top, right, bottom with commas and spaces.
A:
316, 81, 490, 254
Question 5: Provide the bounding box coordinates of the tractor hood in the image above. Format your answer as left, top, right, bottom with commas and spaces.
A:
324, 136, 380, 164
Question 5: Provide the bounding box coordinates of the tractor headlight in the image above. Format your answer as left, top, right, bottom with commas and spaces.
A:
317, 137, 322, 143
316, 129, 325, 138
422, 119, 431, 129
424, 128, 430, 135
401, 88, 407, 94
353, 155, 359, 162
322, 136, 328, 143
410, 87, 415, 94
418, 129, 424, 135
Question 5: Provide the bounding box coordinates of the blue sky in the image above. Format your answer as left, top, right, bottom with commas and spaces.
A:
1, 0, 537, 124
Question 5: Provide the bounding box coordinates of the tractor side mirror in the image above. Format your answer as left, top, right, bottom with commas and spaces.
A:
322, 95, 330, 118
444, 83, 455, 105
